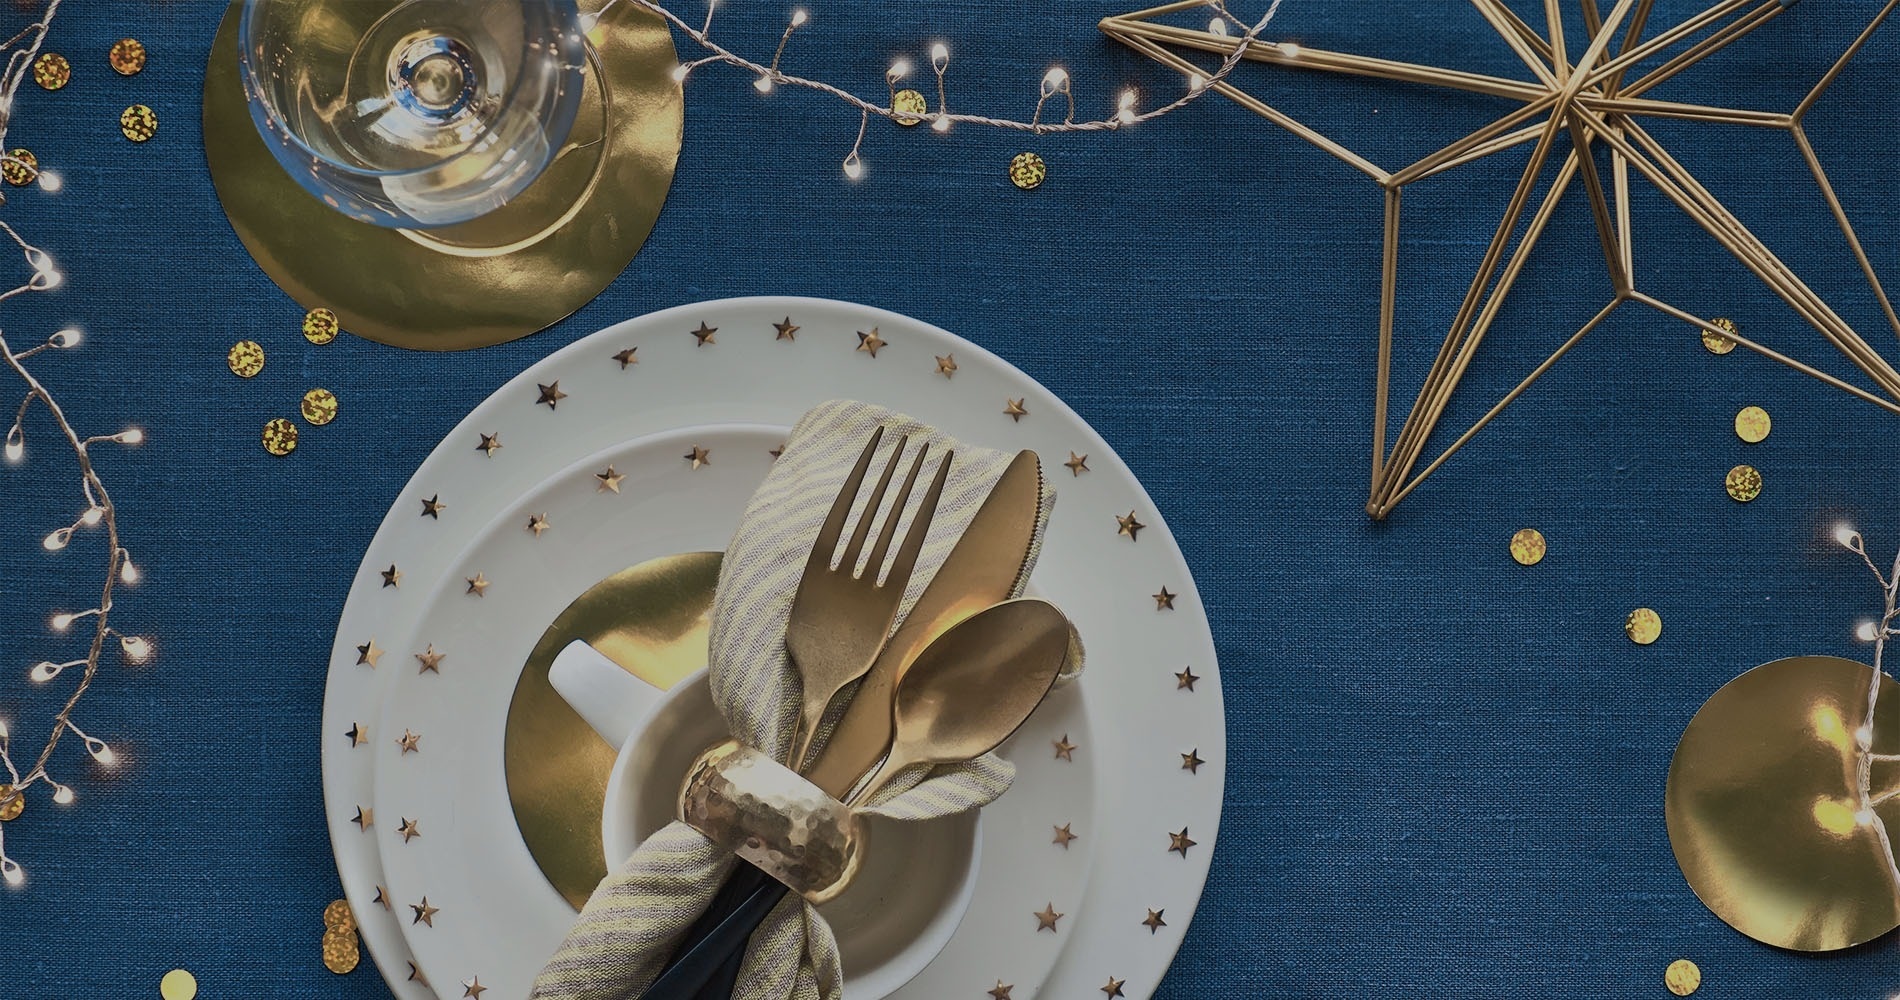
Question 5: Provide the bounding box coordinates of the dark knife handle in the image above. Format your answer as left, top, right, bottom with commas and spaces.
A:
639, 879, 790, 999
649, 862, 774, 979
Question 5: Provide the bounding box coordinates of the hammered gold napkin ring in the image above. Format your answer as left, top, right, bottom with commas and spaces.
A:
678, 741, 864, 905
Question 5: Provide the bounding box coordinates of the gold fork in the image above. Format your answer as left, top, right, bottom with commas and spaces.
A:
783, 426, 953, 770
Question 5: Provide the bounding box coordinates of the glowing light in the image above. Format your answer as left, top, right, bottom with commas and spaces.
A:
670, 63, 689, 82
1812, 796, 1860, 837
1041, 67, 1069, 97
1208, 17, 1229, 35
79, 506, 102, 526
115, 427, 142, 445
2, 859, 21, 887
0, 718, 8, 740
41, 527, 69, 551
887, 58, 911, 81
50, 612, 73, 631
1188, 72, 1208, 91
1280, 41, 1303, 58
50, 327, 80, 348
6, 426, 23, 462
29, 253, 60, 289
83, 737, 114, 765
790, 8, 808, 26
1857, 620, 1882, 642
1118, 87, 1138, 124
930, 42, 949, 72
1834, 523, 1862, 548
29, 661, 60, 683
842, 151, 864, 180
50, 784, 73, 805
120, 635, 151, 663
753, 75, 774, 93
119, 559, 139, 585
931, 115, 950, 133
36, 170, 60, 193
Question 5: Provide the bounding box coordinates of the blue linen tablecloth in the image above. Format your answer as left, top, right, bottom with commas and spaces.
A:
4, 2, 1898, 997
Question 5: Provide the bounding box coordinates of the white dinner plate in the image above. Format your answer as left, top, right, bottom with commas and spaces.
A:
322, 298, 1225, 998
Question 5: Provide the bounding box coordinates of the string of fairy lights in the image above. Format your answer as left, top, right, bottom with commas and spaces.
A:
594, 0, 1286, 180
0, 0, 151, 889
1837, 524, 1900, 886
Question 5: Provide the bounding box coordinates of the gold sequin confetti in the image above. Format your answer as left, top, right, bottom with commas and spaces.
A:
1734, 405, 1771, 443
262, 418, 299, 456
893, 88, 927, 125
1626, 607, 1662, 645
227, 340, 265, 378
323, 899, 356, 932
32, 53, 69, 91
1009, 151, 1048, 190
159, 969, 198, 1000
1700, 316, 1737, 355
301, 389, 338, 426
109, 38, 147, 77
120, 104, 157, 142
2, 149, 35, 187
303, 307, 339, 345
1509, 528, 1546, 566
321, 926, 360, 974
0, 784, 22, 822
1664, 959, 1701, 996
1725, 463, 1762, 502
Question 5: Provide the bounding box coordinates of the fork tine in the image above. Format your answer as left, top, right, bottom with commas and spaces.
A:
864, 442, 928, 582
808, 427, 884, 575
838, 434, 908, 574
883, 450, 953, 597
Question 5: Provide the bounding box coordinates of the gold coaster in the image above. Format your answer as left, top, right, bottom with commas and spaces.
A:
202, 1, 682, 351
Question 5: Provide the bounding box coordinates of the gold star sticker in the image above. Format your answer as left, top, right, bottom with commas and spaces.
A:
419, 494, 446, 519
1064, 451, 1089, 476
1181, 749, 1205, 774
373, 885, 392, 911
1175, 666, 1200, 691
1053, 823, 1078, 848
415, 644, 445, 674
685, 445, 710, 470
535, 381, 566, 410
408, 960, 430, 985
773, 316, 799, 341
1153, 586, 1176, 610
352, 806, 373, 831
769, 443, 786, 460
345, 722, 367, 747
1102, 977, 1127, 998
410, 897, 439, 927
1169, 827, 1197, 857
1034, 902, 1064, 932
1053, 734, 1077, 762
987, 982, 1013, 1000
477, 432, 502, 456
935, 353, 957, 378
1004, 398, 1028, 422
526, 512, 550, 537
466, 572, 489, 597
356, 639, 384, 668
397, 817, 421, 842
1142, 908, 1167, 934
612, 346, 639, 369
380, 564, 402, 588
463, 977, 489, 999
691, 321, 717, 346
856, 328, 886, 357
1116, 511, 1145, 541
396, 729, 421, 754
595, 465, 625, 493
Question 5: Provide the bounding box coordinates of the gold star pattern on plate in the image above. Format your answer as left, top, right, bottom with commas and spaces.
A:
109, 38, 147, 76
1053, 823, 1078, 848
1626, 607, 1662, 646
415, 644, 445, 674
856, 328, 886, 357
1735, 405, 1771, 443
419, 494, 446, 519
612, 346, 639, 369
301, 388, 339, 426
1176, 666, 1199, 691
396, 729, 422, 754
345, 722, 366, 747
119, 103, 156, 142
1004, 398, 1028, 422
410, 897, 439, 927
535, 381, 567, 410
397, 817, 421, 842
774, 317, 799, 341
526, 512, 550, 537
1664, 959, 1701, 996
1169, 827, 1198, 857
356, 639, 384, 668
691, 321, 718, 346
478, 432, 502, 456
1009, 151, 1048, 190
1701, 316, 1738, 355
463, 978, 489, 999
893, 88, 928, 125
1725, 463, 1762, 502
1181, 749, 1205, 774
1153, 586, 1176, 610
262, 418, 299, 456
1142, 908, 1167, 934
1034, 902, 1063, 932
1053, 734, 1077, 762
1101, 3, 1900, 519
466, 572, 490, 598
1116, 511, 1145, 541
373, 886, 392, 911
1102, 977, 1127, 998
2, 149, 36, 187
769, 443, 786, 460
408, 960, 430, 985
595, 466, 625, 493
935, 353, 957, 378
380, 564, 402, 588
1509, 528, 1547, 566
303, 307, 339, 344
987, 982, 1013, 1000
227, 340, 265, 378
1065, 451, 1089, 476
685, 445, 711, 470
351, 806, 372, 831
32, 53, 68, 91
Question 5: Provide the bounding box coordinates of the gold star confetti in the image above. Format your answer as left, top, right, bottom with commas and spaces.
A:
410, 897, 439, 927
464, 978, 490, 999
856, 328, 886, 357
2, 149, 36, 186
321, 927, 360, 974
1065, 451, 1089, 476
0, 785, 23, 822
1181, 749, 1205, 774
1053, 823, 1078, 848
396, 729, 421, 754
415, 644, 445, 674
1168, 827, 1197, 857
324, 899, 356, 931
119, 103, 157, 142
1053, 734, 1077, 761
109, 38, 147, 76
478, 432, 502, 456
774, 317, 799, 341
419, 494, 446, 519
1726, 463, 1763, 502
987, 982, 1014, 1000
1665, 959, 1701, 996
345, 723, 366, 747
227, 340, 265, 378
1626, 608, 1663, 646
612, 346, 639, 369
262, 418, 299, 456
373, 886, 392, 911
302, 307, 339, 344
355, 639, 383, 668
596, 466, 625, 493
935, 353, 957, 378
397, 817, 422, 842
691, 321, 718, 346
893, 88, 927, 125
1004, 398, 1028, 422
32, 53, 68, 91
1142, 908, 1167, 933
1101, 977, 1127, 998
408, 961, 430, 985
1509, 528, 1547, 566
1009, 151, 1048, 190
1735, 405, 1772, 443
1117, 510, 1145, 541
351, 806, 372, 831
380, 564, 402, 588
685, 445, 710, 470
1701, 316, 1738, 355
1034, 902, 1063, 932
159, 969, 197, 1000
1175, 666, 1199, 691
527, 512, 550, 536
536, 381, 567, 410
1153, 586, 1176, 610
301, 388, 339, 426
466, 572, 490, 598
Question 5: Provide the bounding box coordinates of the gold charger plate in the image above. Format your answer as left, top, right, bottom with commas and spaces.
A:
202, 1, 682, 350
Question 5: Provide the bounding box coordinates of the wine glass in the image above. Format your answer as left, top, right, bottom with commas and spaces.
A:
239, 0, 588, 229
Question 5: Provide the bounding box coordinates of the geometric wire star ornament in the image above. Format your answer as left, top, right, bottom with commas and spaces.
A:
1103, 0, 1900, 518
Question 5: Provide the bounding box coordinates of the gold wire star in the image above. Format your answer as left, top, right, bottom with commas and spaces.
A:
397, 817, 422, 842
692, 321, 718, 346
1153, 586, 1176, 610
1053, 823, 1079, 848
352, 805, 373, 830
535, 381, 566, 410
380, 564, 402, 588
1181, 748, 1206, 773
411, 897, 439, 927
596, 465, 626, 493
1169, 827, 1198, 857
685, 445, 711, 469
415, 644, 445, 674
1142, 908, 1167, 933
463, 977, 489, 999
1034, 902, 1064, 932
1103, 1, 1900, 519
396, 729, 421, 754
1004, 398, 1028, 422
1102, 977, 1128, 998
408, 960, 430, 985
613, 346, 639, 369
988, 982, 1014, 1000
345, 722, 367, 746
466, 572, 490, 597
1116, 511, 1145, 541
935, 353, 958, 378
856, 328, 886, 357
478, 432, 502, 456
419, 494, 446, 519
356, 639, 384, 668
1176, 666, 1200, 691
526, 512, 550, 536
1064, 451, 1089, 476
373, 886, 392, 911
1053, 734, 1077, 761
774, 316, 800, 341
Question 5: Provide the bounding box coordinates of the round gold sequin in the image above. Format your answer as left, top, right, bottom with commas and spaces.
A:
1664, 959, 1701, 996
1700, 316, 1737, 355
262, 418, 299, 456
1734, 405, 1771, 443
1009, 152, 1047, 191
2, 149, 36, 187
227, 340, 265, 378
323, 898, 356, 931
1725, 464, 1762, 502
1626, 607, 1662, 645
159, 969, 198, 1000
109, 38, 147, 77
120, 103, 157, 142
893, 88, 927, 126
0, 784, 22, 822
1509, 528, 1546, 566
321, 927, 360, 974
32, 53, 69, 91
301, 388, 338, 426
303, 306, 340, 345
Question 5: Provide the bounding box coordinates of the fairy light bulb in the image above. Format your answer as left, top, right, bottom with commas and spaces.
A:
50, 784, 73, 805
42, 527, 70, 551
79, 506, 103, 526
120, 635, 151, 663
50, 327, 79, 348
931, 115, 950, 133
930, 42, 949, 73
790, 8, 808, 26
1118, 87, 1138, 124
50, 612, 73, 632
1834, 523, 1862, 549
1041, 66, 1069, 97
2, 858, 21, 887
1188, 71, 1208, 92
5, 425, 23, 462
29, 661, 60, 683
115, 427, 143, 445
670, 63, 689, 82
887, 58, 911, 81
1208, 17, 1229, 35
36, 169, 60, 193
1280, 41, 1302, 57
120, 558, 140, 585
842, 151, 864, 180
30, 253, 60, 289
1857, 620, 1882, 642
83, 736, 114, 765
0, 717, 8, 740
753, 75, 774, 93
